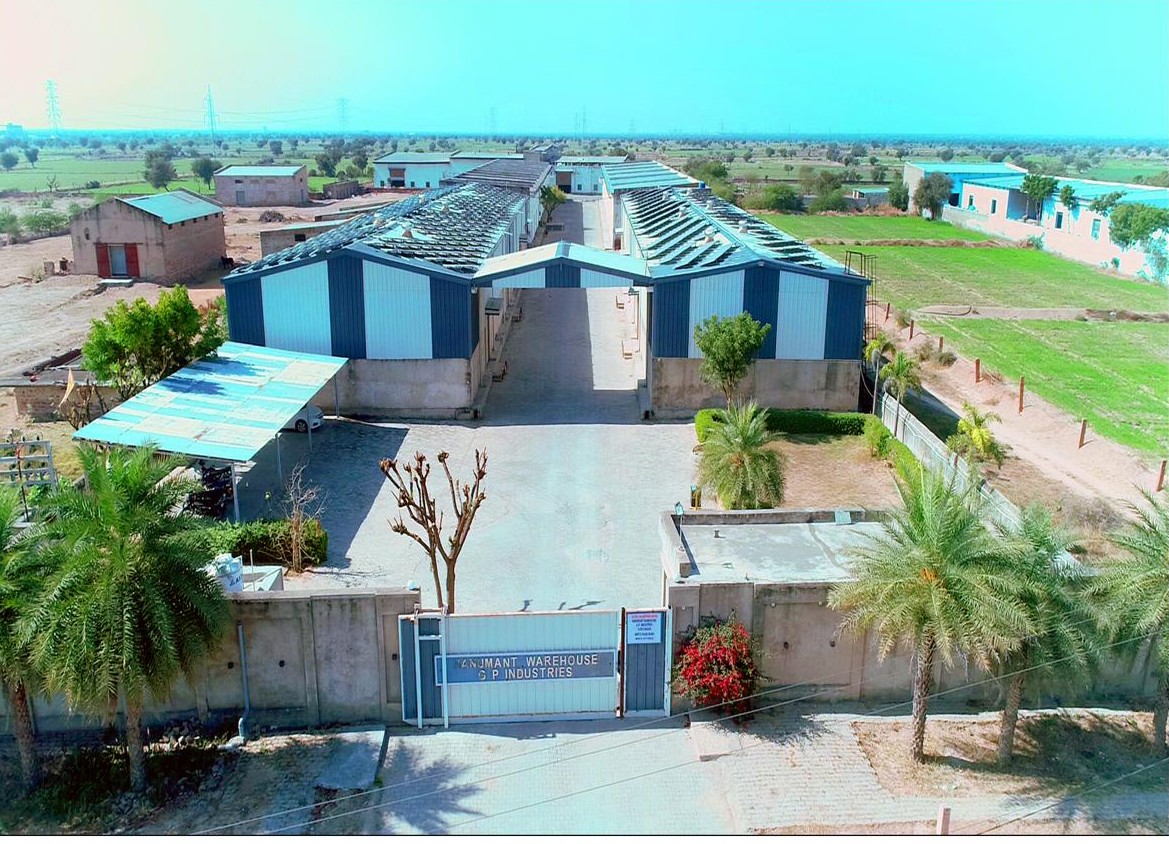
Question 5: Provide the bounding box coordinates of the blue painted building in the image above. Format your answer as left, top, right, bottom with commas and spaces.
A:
902, 161, 1027, 211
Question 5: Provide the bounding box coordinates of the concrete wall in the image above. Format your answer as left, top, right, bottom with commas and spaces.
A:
0, 588, 420, 737
315, 357, 474, 417
322, 180, 360, 200
651, 358, 860, 415
260, 223, 342, 256
373, 162, 449, 189
13, 381, 121, 422
215, 169, 309, 206
162, 211, 227, 282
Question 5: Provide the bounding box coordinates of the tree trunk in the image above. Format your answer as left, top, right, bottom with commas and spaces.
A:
5, 680, 40, 791
446, 564, 457, 616
911, 637, 934, 763
124, 693, 147, 793
893, 402, 902, 439
429, 553, 444, 612
1154, 670, 1168, 755
997, 671, 1026, 765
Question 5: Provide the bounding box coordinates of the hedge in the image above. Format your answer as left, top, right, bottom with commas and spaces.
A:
198, 517, 329, 569
862, 415, 921, 481
695, 408, 869, 442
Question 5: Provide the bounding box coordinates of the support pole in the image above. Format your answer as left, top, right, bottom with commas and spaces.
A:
1018, 376, 1025, 415
307, 420, 313, 452
884, 302, 891, 322
909, 319, 915, 339
231, 462, 240, 523
275, 431, 283, 480
1078, 419, 1088, 449
974, 358, 981, 383
1156, 459, 1166, 493
937, 336, 944, 353
936, 806, 951, 835
440, 612, 450, 730
333, 375, 340, 417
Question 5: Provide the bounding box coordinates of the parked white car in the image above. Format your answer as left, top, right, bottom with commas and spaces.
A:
283, 405, 324, 433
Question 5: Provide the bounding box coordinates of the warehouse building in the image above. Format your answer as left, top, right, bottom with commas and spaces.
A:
372, 151, 522, 189
555, 155, 629, 194
901, 161, 1025, 211
444, 157, 554, 247
598, 160, 700, 249
214, 164, 309, 206
70, 189, 225, 282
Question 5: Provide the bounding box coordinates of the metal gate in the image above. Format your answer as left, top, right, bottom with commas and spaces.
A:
400, 608, 671, 726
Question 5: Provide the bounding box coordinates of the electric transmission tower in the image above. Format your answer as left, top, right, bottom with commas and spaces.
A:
45, 80, 63, 133
337, 98, 349, 134
204, 85, 218, 144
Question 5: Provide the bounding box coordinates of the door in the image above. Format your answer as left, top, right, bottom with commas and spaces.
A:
124, 244, 140, 277
235, 190, 246, 205
108, 245, 128, 277
95, 243, 111, 277
622, 609, 672, 716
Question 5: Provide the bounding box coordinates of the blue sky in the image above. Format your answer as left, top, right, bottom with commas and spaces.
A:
2, 0, 1166, 139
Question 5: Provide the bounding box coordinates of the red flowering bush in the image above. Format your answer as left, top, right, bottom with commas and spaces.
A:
672, 616, 760, 715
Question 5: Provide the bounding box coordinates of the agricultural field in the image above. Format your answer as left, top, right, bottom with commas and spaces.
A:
817, 244, 1169, 312
759, 213, 992, 242
916, 317, 1169, 455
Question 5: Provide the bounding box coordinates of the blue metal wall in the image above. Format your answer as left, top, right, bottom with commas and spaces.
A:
824, 279, 866, 360
743, 265, 779, 359
651, 279, 690, 357
544, 263, 581, 288
327, 256, 366, 359
430, 276, 473, 359
225, 278, 265, 346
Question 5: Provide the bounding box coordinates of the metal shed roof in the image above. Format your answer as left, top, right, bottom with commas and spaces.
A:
73, 342, 347, 463
451, 151, 523, 160
623, 187, 845, 272
120, 190, 222, 225
225, 182, 527, 279
557, 155, 629, 165
601, 161, 698, 192
965, 174, 1169, 208
214, 165, 305, 177
909, 162, 1025, 175
372, 152, 451, 164
446, 158, 554, 193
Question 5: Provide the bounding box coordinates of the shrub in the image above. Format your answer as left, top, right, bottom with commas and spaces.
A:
863, 414, 890, 457
85, 180, 101, 189
258, 209, 285, 223
697, 408, 868, 441
197, 517, 328, 570
862, 416, 922, 481
808, 189, 848, 213
893, 308, 912, 328
695, 408, 725, 443
672, 615, 760, 715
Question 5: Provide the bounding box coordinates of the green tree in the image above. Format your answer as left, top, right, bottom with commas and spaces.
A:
191, 156, 223, 189
912, 172, 952, 219
0, 152, 17, 171
0, 486, 45, 790
539, 184, 568, 219
1108, 203, 1169, 250
145, 157, 177, 190
1058, 184, 1077, 211
864, 331, 896, 414
990, 506, 1099, 763
0, 207, 22, 240
888, 177, 910, 212
871, 165, 888, 183
1088, 491, 1169, 753
268, 139, 283, 157
946, 402, 1007, 468
82, 287, 227, 399
755, 184, 802, 211
828, 468, 1024, 762
808, 189, 847, 212
20, 209, 68, 237
23, 147, 38, 167
315, 152, 337, 177
1020, 174, 1059, 221
939, 147, 955, 162
1088, 190, 1125, 216
879, 351, 921, 437
351, 151, 368, 172
697, 402, 786, 509
25, 445, 229, 792
693, 311, 772, 406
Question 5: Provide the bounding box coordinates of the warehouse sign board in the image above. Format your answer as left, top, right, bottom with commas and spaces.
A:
625, 611, 662, 645
436, 650, 616, 684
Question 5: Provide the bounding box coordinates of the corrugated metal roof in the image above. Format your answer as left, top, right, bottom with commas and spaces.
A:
214, 165, 305, 177
601, 161, 699, 192
473, 241, 649, 281
909, 162, 1025, 175
557, 155, 629, 165
371, 152, 451, 164
227, 182, 527, 279
964, 175, 1169, 207
451, 151, 523, 160
73, 342, 347, 462
624, 187, 845, 272
446, 158, 554, 193
120, 190, 222, 225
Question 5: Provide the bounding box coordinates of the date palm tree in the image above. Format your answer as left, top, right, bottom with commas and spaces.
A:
879, 351, 921, 438
23, 445, 229, 792
0, 485, 44, 791
864, 331, 896, 415
946, 402, 1007, 468
829, 467, 1028, 762
990, 506, 1099, 764
697, 402, 786, 509
1088, 490, 1169, 754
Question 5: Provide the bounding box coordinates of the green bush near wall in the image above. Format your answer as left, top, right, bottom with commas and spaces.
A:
862, 415, 921, 481
695, 408, 869, 442
197, 518, 329, 568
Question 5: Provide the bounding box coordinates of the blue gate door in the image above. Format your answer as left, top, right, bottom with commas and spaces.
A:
622, 609, 672, 716
400, 616, 444, 725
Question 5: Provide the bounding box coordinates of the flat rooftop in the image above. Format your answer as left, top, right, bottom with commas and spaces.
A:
680, 520, 884, 584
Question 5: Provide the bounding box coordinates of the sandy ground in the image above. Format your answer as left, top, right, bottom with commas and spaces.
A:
869, 302, 1161, 514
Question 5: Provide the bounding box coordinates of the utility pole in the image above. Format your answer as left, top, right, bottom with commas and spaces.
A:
337, 97, 349, 135
45, 80, 63, 134
204, 85, 218, 144
488, 106, 496, 139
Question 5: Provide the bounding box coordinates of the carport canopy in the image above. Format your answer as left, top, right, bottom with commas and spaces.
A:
73, 341, 347, 463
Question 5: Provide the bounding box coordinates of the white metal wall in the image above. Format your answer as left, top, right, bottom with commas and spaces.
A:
442, 611, 621, 720
687, 270, 745, 357
363, 261, 433, 359
260, 263, 332, 355
776, 271, 828, 360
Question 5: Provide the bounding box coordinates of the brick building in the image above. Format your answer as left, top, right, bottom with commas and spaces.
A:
214, 165, 309, 206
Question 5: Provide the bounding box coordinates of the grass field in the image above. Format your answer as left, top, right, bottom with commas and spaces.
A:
759, 213, 992, 242
916, 318, 1169, 455
818, 244, 1169, 312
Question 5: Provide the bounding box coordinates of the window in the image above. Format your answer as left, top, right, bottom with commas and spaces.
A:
410, 181, 415, 188
967, 195, 975, 210
234, 179, 243, 184
294, 233, 306, 243
1055, 211, 1064, 230
990, 199, 998, 215
425, 181, 430, 187
1091, 219, 1101, 240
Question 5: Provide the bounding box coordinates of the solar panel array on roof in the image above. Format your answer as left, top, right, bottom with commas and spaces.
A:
226, 182, 527, 278
624, 188, 844, 272
601, 161, 698, 192
446, 158, 554, 193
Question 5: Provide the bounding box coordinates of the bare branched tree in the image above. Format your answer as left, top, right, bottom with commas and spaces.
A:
378, 449, 487, 613
283, 463, 325, 572
58, 370, 108, 431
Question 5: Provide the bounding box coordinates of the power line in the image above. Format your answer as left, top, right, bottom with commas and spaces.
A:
45, 80, 63, 132
200, 628, 1154, 836
204, 86, 218, 144
337, 98, 349, 134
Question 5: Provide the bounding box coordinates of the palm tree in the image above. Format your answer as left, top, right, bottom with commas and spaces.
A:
990, 506, 1099, 764
946, 402, 1007, 468
828, 468, 1028, 762
23, 445, 229, 792
1088, 490, 1169, 753
879, 351, 921, 438
0, 485, 45, 790
864, 331, 896, 415
697, 402, 786, 509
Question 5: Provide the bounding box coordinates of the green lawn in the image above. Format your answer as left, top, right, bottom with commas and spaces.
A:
88, 179, 214, 197
817, 245, 1169, 312
917, 318, 1169, 455
759, 213, 992, 242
